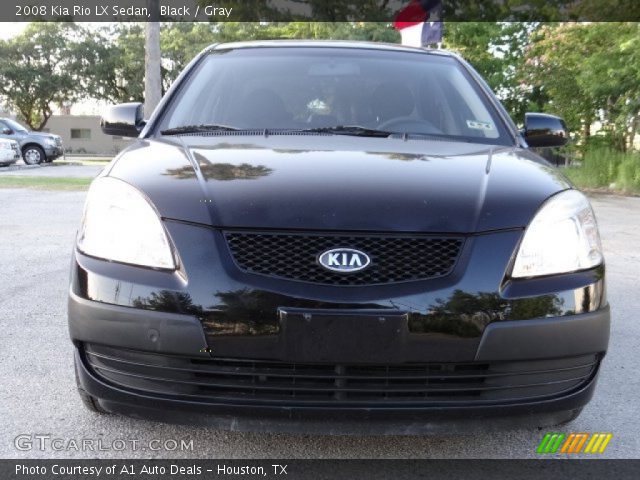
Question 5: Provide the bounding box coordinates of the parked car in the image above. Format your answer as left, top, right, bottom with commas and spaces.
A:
0, 138, 21, 166
69, 41, 609, 434
0, 118, 64, 164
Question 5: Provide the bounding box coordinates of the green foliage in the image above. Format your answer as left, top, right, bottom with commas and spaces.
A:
522, 23, 640, 150
0, 176, 91, 190
81, 24, 146, 104
564, 147, 640, 194
160, 23, 218, 90
0, 24, 95, 130
444, 22, 539, 122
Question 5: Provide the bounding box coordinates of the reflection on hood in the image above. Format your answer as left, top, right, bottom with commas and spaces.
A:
165, 161, 273, 181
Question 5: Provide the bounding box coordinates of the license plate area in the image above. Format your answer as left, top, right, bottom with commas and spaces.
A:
279, 308, 408, 363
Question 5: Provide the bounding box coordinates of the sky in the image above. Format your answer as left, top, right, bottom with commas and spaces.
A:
0, 22, 111, 40
0, 23, 27, 40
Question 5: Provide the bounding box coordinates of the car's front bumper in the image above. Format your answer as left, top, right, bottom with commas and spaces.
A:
44, 145, 64, 160
74, 346, 600, 435
69, 290, 609, 434
68, 220, 610, 433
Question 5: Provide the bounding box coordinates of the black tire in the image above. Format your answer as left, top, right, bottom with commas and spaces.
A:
22, 145, 45, 165
75, 364, 107, 414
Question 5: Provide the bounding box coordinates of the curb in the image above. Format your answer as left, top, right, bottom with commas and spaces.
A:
0, 162, 85, 172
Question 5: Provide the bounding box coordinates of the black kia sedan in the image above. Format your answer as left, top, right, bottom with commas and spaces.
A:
69, 41, 609, 434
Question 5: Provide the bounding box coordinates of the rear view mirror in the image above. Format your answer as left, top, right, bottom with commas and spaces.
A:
523, 113, 569, 148
1, 127, 12, 135
101, 103, 146, 138
308, 62, 361, 76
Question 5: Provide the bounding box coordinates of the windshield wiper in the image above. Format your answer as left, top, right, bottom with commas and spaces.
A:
295, 125, 393, 138
160, 124, 394, 138
160, 124, 239, 135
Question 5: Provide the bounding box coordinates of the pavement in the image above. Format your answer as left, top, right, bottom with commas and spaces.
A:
0, 165, 638, 459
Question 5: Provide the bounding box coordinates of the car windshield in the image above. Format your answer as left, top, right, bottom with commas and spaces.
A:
159, 47, 511, 145
4, 118, 28, 133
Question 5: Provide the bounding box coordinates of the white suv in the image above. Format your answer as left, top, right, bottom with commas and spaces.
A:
0, 138, 20, 166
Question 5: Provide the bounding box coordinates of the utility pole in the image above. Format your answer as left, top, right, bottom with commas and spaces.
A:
144, 0, 161, 119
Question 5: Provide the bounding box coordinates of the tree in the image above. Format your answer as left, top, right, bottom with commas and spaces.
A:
577, 23, 640, 151
444, 22, 541, 123
84, 24, 146, 104
158, 22, 399, 87
86, 23, 218, 103
0, 23, 93, 130
522, 23, 640, 150
160, 23, 218, 89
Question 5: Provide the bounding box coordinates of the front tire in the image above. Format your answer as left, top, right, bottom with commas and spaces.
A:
22, 145, 45, 165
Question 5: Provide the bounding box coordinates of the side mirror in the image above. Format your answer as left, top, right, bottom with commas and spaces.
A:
523, 113, 569, 148
101, 103, 146, 137
1, 127, 13, 135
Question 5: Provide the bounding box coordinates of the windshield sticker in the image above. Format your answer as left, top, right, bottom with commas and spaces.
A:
467, 120, 494, 131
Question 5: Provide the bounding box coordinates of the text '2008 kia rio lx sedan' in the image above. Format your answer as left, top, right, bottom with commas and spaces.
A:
69, 41, 609, 434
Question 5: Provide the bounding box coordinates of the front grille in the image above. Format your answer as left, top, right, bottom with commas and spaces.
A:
224, 231, 464, 285
84, 344, 598, 407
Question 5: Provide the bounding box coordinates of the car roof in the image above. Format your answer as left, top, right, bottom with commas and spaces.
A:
208, 40, 456, 58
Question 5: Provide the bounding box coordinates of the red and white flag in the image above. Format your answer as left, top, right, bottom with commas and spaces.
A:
394, 0, 443, 47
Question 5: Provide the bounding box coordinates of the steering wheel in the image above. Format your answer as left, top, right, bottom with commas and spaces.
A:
378, 117, 442, 135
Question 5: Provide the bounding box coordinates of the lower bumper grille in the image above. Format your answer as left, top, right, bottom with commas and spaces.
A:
84, 344, 598, 407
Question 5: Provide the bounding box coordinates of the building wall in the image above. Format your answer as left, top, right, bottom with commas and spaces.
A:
43, 115, 134, 156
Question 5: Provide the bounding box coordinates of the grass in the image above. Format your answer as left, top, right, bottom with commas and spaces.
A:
564, 147, 640, 195
0, 176, 91, 190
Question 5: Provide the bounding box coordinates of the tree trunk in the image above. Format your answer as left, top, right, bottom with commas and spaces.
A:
144, 0, 162, 119
628, 114, 639, 151
582, 118, 591, 140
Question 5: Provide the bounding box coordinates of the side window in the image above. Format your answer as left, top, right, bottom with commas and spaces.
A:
0, 121, 11, 134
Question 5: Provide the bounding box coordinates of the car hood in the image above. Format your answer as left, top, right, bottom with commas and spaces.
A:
107, 136, 571, 233
25, 131, 60, 141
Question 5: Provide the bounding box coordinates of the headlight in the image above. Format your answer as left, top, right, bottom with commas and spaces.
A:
44, 138, 57, 147
511, 190, 603, 278
0, 142, 12, 150
77, 177, 176, 269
